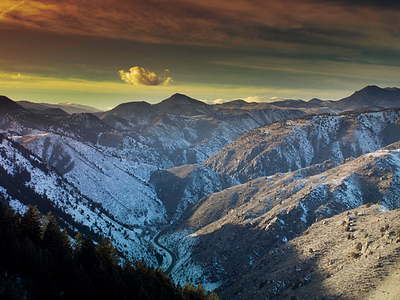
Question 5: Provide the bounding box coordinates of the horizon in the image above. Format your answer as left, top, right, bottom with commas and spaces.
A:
0, 1, 398, 109
3, 84, 397, 111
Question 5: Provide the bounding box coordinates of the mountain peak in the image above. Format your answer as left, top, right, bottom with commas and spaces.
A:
155, 93, 211, 116
162, 93, 201, 104
0, 95, 28, 112
357, 85, 383, 93
336, 85, 400, 110
308, 98, 323, 104
170, 93, 188, 98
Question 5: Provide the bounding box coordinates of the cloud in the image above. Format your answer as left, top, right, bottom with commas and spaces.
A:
11, 73, 30, 79
0, 0, 396, 53
0, 0, 27, 19
213, 98, 226, 104
244, 96, 285, 103
0, 72, 31, 79
118, 66, 173, 86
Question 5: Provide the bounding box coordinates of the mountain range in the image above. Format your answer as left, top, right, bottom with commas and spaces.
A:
1, 85, 400, 298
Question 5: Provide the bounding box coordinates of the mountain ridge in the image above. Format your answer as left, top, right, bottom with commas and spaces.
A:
1, 85, 400, 297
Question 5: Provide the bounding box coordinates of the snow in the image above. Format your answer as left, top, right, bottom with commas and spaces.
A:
161, 229, 222, 291
0, 136, 159, 266
17, 133, 166, 226
299, 201, 309, 223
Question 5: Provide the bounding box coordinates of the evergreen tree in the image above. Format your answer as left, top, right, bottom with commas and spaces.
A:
19, 205, 41, 244
0, 202, 221, 300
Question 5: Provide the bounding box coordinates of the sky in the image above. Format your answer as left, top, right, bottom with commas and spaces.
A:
0, 0, 398, 109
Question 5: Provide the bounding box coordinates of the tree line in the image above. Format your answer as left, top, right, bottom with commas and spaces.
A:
0, 201, 219, 300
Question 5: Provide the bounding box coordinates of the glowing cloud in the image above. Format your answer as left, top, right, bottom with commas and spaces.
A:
118, 66, 172, 86
244, 96, 285, 103
0, 0, 27, 19
11, 73, 30, 80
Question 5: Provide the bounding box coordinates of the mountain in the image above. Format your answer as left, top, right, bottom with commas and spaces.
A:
150, 164, 238, 222
153, 93, 214, 116
0, 96, 61, 134
99, 94, 306, 166
1, 96, 29, 111
216, 204, 400, 299
203, 108, 400, 183
1, 87, 400, 297
100, 93, 212, 121
227, 86, 400, 115
0, 133, 158, 265
164, 145, 400, 296
17, 100, 102, 114
334, 85, 400, 111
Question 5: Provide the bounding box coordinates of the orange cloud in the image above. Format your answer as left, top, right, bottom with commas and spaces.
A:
0, 0, 27, 19
118, 66, 173, 86
0, 0, 397, 52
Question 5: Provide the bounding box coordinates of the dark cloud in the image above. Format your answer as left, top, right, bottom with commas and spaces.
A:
313, 0, 399, 9
0, 0, 396, 53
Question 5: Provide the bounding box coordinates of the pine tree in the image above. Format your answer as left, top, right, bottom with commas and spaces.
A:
20, 205, 41, 244
42, 212, 71, 262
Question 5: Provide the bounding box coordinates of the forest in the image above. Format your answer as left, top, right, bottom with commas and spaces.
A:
0, 201, 219, 300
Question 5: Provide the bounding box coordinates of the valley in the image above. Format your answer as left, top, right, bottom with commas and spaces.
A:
1, 85, 400, 299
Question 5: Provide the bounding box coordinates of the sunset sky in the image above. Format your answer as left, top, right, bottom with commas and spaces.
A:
0, 0, 398, 109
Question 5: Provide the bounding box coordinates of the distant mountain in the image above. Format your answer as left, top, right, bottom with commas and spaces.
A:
98, 94, 306, 166
334, 85, 400, 111
225, 85, 400, 114
101, 101, 152, 120
17, 100, 102, 114
153, 93, 215, 116
101, 93, 213, 121
37, 107, 69, 115
1, 96, 29, 112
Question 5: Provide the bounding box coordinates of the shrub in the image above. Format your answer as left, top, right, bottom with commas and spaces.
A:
350, 252, 359, 259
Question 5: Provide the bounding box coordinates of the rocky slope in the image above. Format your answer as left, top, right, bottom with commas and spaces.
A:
203, 108, 400, 183
150, 164, 238, 222
164, 145, 400, 294
217, 205, 400, 299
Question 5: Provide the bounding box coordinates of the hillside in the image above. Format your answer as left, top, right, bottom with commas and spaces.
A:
0, 133, 161, 265
217, 204, 400, 299
163, 145, 400, 294
150, 164, 238, 221
203, 108, 400, 183
0, 202, 219, 300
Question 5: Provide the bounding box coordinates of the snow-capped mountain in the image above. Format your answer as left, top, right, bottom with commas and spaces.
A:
0, 134, 160, 266
99, 93, 306, 166
166, 144, 400, 296
1, 86, 400, 297
0, 93, 303, 269
203, 108, 400, 182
